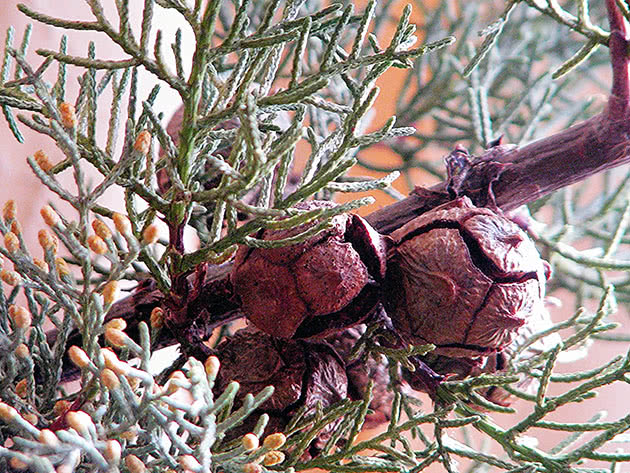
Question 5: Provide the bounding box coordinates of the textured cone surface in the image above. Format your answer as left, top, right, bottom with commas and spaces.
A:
386, 197, 548, 357
232, 201, 385, 339
214, 328, 348, 445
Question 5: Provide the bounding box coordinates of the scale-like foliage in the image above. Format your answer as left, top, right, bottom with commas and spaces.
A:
0, 1, 629, 472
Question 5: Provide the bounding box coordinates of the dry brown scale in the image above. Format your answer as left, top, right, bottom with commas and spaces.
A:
385, 197, 551, 359
420, 302, 559, 408
48, 0, 630, 447
226, 196, 551, 416
232, 200, 387, 339
213, 328, 347, 458
214, 324, 408, 454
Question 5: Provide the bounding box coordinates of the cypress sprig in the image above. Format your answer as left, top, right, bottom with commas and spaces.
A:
2, 1, 630, 472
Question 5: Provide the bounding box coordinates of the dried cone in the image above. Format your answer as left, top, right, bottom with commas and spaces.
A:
475, 304, 560, 406
385, 197, 550, 358
416, 304, 560, 407
232, 200, 387, 339
213, 328, 347, 454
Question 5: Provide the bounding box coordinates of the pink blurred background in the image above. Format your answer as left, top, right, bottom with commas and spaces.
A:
2, 1, 630, 470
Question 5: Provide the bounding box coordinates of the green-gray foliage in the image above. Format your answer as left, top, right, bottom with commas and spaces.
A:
0, 0, 629, 472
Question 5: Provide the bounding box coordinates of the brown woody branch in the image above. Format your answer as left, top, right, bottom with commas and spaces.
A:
52, 0, 630, 380
368, 0, 630, 234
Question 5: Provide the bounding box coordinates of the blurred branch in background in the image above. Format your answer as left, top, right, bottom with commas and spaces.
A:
0, 1, 630, 472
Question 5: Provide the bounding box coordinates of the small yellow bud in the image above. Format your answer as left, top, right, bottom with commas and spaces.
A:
242, 463, 263, 473
124, 454, 146, 473
33, 150, 54, 173
178, 455, 201, 472
55, 257, 71, 279
10, 220, 22, 236
15, 379, 28, 398
39, 429, 59, 447
142, 224, 159, 245
263, 433, 287, 450
92, 219, 112, 240
68, 346, 90, 369
40, 205, 60, 227
1, 269, 21, 286
134, 130, 151, 155
14, 343, 29, 359
112, 212, 132, 235
0, 402, 18, 422
120, 428, 139, 442
4, 232, 19, 254
104, 439, 122, 464
9, 457, 27, 470
262, 451, 285, 466
53, 400, 71, 417
100, 347, 116, 365
65, 410, 93, 435
165, 370, 186, 395
101, 348, 129, 375
3, 200, 16, 221
170, 370, 187, 382
105, 318, 127, 331
9, 305, 31, 330
59, 102, 77, 129
100, 368, 120, 390
204, 356, 220, 378
242, 433, 259, 451
150, 307, 164, 329
33, 258, 49, 272
38, 229, 58, 253
102, 280, 119, 305
87, 235, 108, 255
23, 413, 37, 425
126, 375, 140, 391
104, 327, 128, 348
